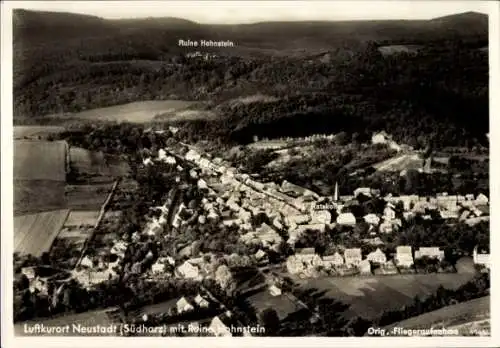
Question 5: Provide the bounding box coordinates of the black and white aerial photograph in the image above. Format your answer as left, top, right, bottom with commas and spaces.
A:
1, 0, 498, 346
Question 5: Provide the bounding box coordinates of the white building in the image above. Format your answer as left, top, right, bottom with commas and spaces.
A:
176, 297, 194, 313
194, 294, 210, 308
475, 194, 489, 205
414, 247, 445, 261
21, 267, 36, 280
358, 259, 372, 275
255, 249, 267, 261
209, 316, 232, 337
354, 187, 372, 197
185, 149, 201, 162
110, 241, 128, 258
269, 285, 282, 297
379, 221, 393, 234
383, 206, 396, 221
321, 252, 344, 268
395, 246, 414, 267
364, 214, 380, 226
165, 155, 176, 165
151, 262, 166, 274
344, 248, 362, 266
366, 248, 387, 264
143, 157, 154, 166
176, 260, 201, 280
310, 210, 332, 224
80, 256, 94, 268
286, 214, 311, 226
473, 245, 490, 267
372, 131, 389, 145
336, 213, 356, 226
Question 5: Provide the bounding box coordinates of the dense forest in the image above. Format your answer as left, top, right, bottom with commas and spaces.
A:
14, 10, 489, 148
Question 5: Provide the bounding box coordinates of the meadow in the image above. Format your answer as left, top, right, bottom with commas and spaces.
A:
246, 290, 300, 320
297, 273, 478, 320
14, 140, 68, 181
68, 100, 198, 123
14, 209, 70, 257
14, 180, 66, 215
14, 126, 66, 140
65, 183, 114, 211
70, 147, 130, 178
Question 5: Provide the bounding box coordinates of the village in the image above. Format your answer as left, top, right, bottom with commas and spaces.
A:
15, 129, 490, 336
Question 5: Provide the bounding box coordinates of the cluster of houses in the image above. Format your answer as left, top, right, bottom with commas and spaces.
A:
138, 294, 241, 337
65, 140, 490, 295
174, 145, 491, 270
286, 245, 451, 278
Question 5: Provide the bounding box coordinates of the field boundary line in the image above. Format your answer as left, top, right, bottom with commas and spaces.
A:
75, 179, 120, 268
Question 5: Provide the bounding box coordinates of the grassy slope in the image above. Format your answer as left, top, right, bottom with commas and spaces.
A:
383, 295, 490, 333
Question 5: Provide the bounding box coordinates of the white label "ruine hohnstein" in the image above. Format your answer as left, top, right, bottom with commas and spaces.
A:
178, 39, 235, 47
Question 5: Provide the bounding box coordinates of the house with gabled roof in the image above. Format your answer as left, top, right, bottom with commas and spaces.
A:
321, 252, 344, 269
366, 248, 387, 264
176, 297, 194, 313
208, 316, 232, 337
176, 260, 201, 280
344, 248, 362, 266
194, 294, 210, 308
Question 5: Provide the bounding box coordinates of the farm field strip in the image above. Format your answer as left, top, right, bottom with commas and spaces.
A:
64, 210, 100, 227
14, 180, 67, 216
14, 126, 66, 139
65, 183, 114, 210
14, 140, 68, 181
14, 209, 70, 257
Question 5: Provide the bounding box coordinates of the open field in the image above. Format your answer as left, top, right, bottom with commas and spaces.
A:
14, 140, 68, 181
377, 45, 423, 56
65, 183, 113, 210
50, 234, 89, 269
247, 140, 289, 150
14, 180, 66, 215
70, 147, 130, 178
64, 210, 100, 227
384, 296, 490, 335
14, 209, 70, 257
155, 109, 217, 122
14, 126, 66, 140
70, 147, 107, 175
15, 181, 111, 215
57, 225, 94, 240
296, 273, 477, 320
69, 100, 197, 123
247, 290, 300, 320
373, 153, 424, 172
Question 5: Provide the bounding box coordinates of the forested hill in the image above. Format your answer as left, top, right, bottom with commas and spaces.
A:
13, 9, 489, 147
